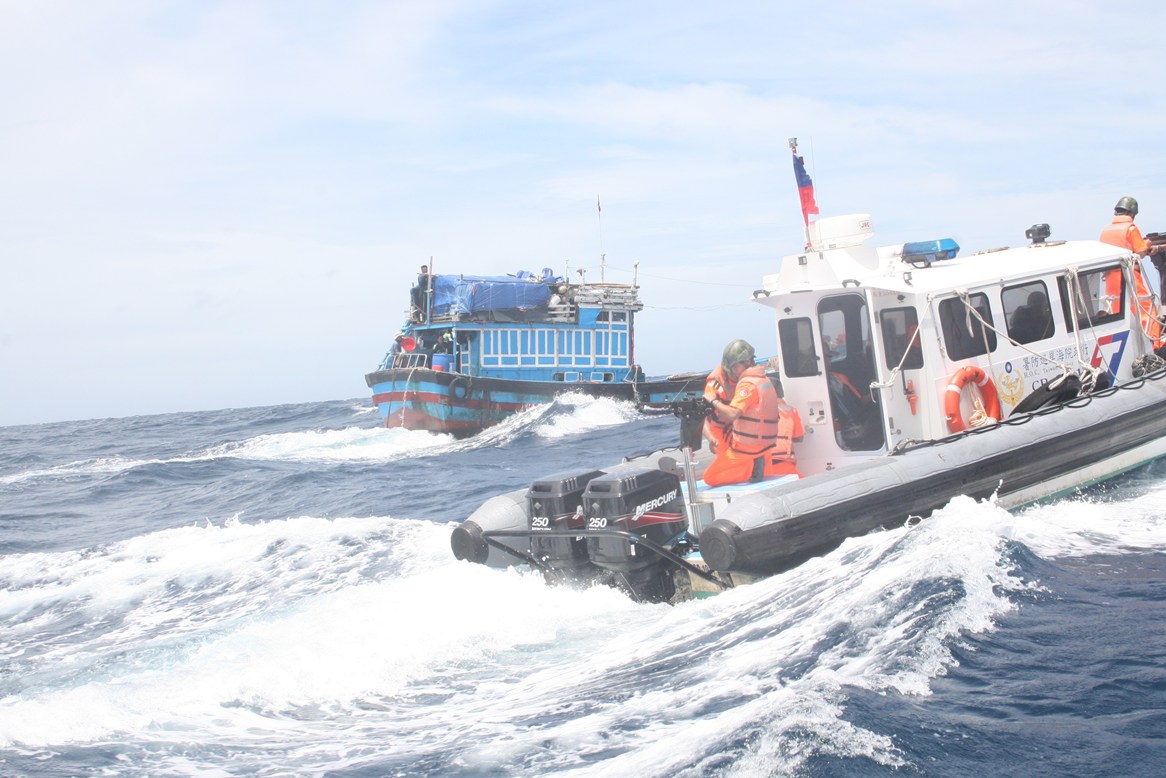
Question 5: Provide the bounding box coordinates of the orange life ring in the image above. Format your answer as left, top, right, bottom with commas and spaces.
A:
944, 365, 1001, 433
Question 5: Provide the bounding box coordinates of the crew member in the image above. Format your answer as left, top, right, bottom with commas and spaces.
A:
412, 264, 431, 321
703, 351, 803, 487
388, 332, 405, 361
1100, 196, 1157, 257
703, 339, 753, 453
1100, 196, 1163, 348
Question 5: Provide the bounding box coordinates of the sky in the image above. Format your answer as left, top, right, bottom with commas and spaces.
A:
3, 0, 1165, 427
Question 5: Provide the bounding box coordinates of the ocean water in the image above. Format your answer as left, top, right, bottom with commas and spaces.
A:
1, 394, 1164, 778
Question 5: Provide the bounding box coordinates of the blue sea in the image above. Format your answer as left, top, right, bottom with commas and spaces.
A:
2, 394, 1165, 778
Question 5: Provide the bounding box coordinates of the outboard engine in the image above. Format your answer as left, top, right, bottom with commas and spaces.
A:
527, 469, 604, 583
583, 468, 687, 603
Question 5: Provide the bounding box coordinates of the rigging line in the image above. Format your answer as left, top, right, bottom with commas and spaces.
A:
570, 262, 759, 288
643, 302, 755, 311
636, 271, 760, 288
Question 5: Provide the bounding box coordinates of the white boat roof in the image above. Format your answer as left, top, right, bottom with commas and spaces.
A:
759, 214, 1131, 299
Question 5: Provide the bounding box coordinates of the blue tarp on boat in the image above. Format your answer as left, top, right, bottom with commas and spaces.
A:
429, 273, 558, 317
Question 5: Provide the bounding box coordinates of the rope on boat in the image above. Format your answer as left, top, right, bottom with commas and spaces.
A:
966, 396, 997, 428
952, 286, 1112, 392
1121, 254, 1166, 352
399, 367, 420, 426
891, 360, 1166, 455
871, 322, 923, 391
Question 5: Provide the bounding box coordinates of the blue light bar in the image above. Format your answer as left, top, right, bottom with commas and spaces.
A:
902, 238, 960, 267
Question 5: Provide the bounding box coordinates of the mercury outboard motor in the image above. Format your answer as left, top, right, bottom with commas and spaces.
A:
527, 469, 605, 583
583, 467, 687, 603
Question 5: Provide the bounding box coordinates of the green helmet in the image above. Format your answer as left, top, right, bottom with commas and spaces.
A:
721, 339, 756, 370
1115, 196, 1139, 217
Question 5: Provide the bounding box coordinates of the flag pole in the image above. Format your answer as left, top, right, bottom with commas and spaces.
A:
789, 137, 819, 250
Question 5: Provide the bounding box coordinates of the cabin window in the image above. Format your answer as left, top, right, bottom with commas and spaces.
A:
558, 330, 595, 366
1003, 282, 1054, 345
479, 328, 554, 367
778, 318, 818, 377
939, 293, 997, 360
481, 329, 530, 367
519, 330, 536, 365
1058, 266, 1125, 330
537, 330, 555, 365
610, 331, 629, 363
879, 307, 924, 369
595, 330, 612, 366
555, 330, 594, 366
818, 294, 885, 452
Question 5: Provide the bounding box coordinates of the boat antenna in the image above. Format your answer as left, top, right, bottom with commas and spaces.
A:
789, 137, 819, 251
597, 193, 605, 282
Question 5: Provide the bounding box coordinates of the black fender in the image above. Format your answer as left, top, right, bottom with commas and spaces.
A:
1011, 374, 1081, 416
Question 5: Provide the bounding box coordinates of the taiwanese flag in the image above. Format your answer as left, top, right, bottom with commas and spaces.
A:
792, 152, 819, 225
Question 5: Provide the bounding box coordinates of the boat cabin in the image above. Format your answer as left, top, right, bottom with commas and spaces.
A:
758, 215, 1159, 477
379, 268, 646, 385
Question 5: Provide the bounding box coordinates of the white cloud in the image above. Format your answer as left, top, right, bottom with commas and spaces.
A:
2, 0, 1165, 425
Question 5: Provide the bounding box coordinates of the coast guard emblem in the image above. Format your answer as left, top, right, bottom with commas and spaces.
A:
997, 364, 1025, 407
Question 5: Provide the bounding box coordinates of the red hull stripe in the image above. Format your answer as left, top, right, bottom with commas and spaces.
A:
371, 390, 527, 413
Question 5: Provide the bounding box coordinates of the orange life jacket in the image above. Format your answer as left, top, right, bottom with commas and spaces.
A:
1099, 215, 1149, 254
703, 365, 734, 448
1101, 252, 1162, 346
1133, 263, 1163, 348
727, 367, 798, 463
830, 370, 864, 398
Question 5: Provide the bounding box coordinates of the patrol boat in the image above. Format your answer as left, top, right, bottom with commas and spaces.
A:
450, 213, 1166, 603
365, 264, 706, 436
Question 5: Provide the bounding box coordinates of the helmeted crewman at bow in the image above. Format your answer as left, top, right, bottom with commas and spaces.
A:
702, 339, 803, 487
1100, 196, 1159, 258
702, 339, 753, 454
1100, 196, 1164, 350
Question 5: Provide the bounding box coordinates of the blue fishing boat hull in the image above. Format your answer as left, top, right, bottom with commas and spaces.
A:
366, 367, 707, 436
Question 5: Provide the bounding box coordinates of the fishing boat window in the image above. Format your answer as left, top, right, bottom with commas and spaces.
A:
479, 326, 626, 369
1058, 266, 1125, 329
878, 307, 924, 369
778, 318, 818, 377
1003, 282, 1054, 344
939, 293, 997, 360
